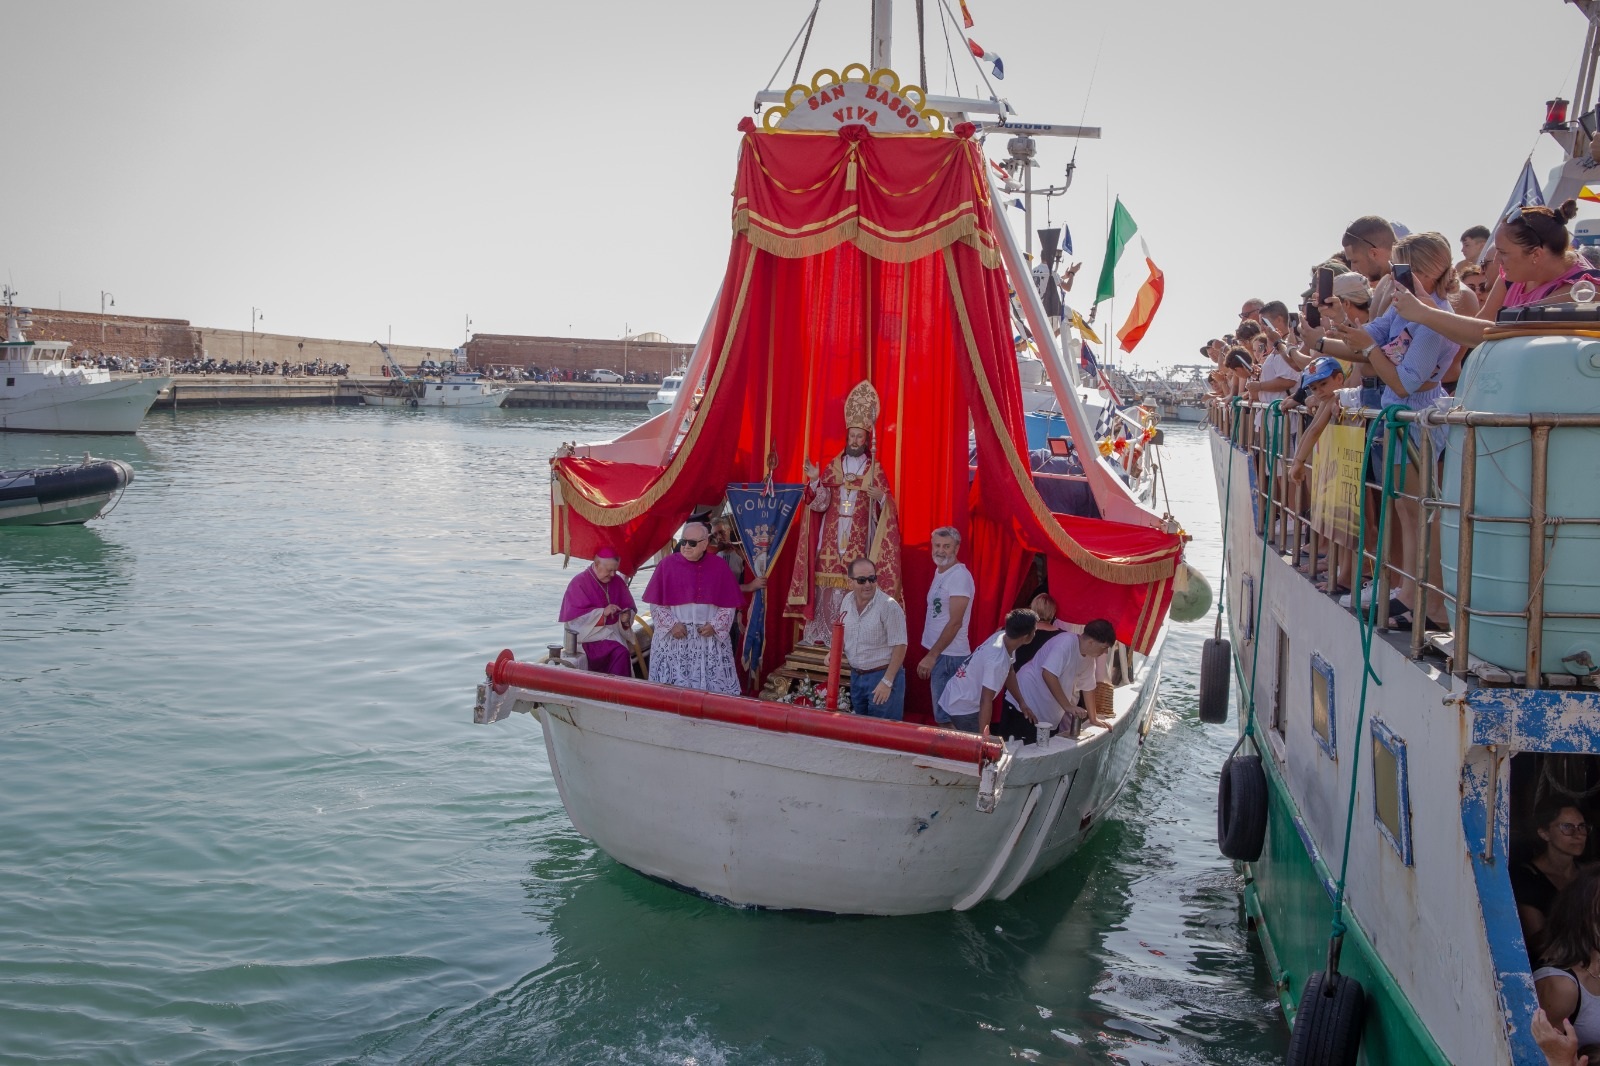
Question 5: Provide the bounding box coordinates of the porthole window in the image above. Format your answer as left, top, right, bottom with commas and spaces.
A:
1371, 720, 1413, 865
1310, 652, 1336, 759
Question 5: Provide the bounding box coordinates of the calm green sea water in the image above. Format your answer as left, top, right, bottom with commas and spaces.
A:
0, 408, 1284, 1065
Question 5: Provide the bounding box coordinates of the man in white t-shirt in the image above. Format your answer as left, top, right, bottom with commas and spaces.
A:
1008, 618, 1117, 737
937, 609, 1039, 734
1246, 337, 1300, 405
917, 526, 974, 715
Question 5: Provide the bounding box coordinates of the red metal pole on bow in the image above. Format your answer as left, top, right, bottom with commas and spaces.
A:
825, 619, 844, 711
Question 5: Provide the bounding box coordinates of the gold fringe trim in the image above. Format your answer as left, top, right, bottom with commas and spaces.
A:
734, 210, 1000, 267
554, 245, 761, 526
941, 246, 1177, 586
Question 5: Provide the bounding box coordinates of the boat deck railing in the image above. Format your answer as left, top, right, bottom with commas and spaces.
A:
1210, 398, 1600, 691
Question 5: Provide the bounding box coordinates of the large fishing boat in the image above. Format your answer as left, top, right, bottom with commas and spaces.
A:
1205, 5, 1600, 1060
0, 290, 170, 434
477, 1, 1196, 916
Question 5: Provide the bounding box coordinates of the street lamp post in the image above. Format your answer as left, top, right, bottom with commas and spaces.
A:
250, 307, 263, 361
100, 291, 115, 350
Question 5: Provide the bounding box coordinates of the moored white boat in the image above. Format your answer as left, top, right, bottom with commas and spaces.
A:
0, 290, 170, 434
646, 373, 684, 416
362, 342, 510, 408
364, 372, 510, 408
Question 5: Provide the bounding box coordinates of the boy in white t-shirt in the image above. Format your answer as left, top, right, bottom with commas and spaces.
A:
918, 526, 975, 716
1008, 618, 1117, 738
937, 609, 1039, 734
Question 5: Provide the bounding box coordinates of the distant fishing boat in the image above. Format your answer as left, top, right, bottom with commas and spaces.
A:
0, 289, 170, 434
0, 455, 133, 525
360, 343, 510, 408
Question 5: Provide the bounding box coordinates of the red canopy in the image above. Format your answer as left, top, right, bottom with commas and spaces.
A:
551, 122, 1181, 670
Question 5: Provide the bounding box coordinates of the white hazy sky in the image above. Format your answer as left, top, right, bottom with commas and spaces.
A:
5, 0, 1590, 366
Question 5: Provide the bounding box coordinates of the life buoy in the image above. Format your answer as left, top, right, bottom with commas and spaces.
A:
1287, 969, 1365, 1066
1198, 636, 1231, 723
1217, 753, 1267, 861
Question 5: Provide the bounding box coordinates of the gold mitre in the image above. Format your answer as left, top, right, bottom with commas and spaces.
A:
843, 380, 880, 432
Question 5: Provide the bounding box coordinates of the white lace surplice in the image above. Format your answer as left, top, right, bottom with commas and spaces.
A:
647, 603, 740, 695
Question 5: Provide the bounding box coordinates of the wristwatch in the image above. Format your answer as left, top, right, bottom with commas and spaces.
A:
1315, 337, 1326, 353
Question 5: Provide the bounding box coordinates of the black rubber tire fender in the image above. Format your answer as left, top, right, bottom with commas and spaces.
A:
1198, 636, 1231, 723
1217, 753, 1268, 861
1287, 969, 1366, 1066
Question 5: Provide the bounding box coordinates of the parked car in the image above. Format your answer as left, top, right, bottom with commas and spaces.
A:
589, 369, 624, 383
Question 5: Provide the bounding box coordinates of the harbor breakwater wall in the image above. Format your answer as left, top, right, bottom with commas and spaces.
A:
16, 308, 693, 379
154, 378, 656, 410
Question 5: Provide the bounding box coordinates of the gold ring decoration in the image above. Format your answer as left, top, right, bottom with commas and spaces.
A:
763, 65, 945, 135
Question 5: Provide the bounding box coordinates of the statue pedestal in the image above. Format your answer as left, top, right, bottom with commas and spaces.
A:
758, 642, 853, 704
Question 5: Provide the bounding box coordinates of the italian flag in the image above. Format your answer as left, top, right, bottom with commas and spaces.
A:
1116, 239, 1165, 353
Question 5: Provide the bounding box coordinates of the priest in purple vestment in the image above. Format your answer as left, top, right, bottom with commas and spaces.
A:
558, 546, 637, 676
643, 521, 747, 695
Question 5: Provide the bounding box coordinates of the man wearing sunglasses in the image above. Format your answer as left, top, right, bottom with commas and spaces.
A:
641, 521, 748, 695
840, 558, 908, 720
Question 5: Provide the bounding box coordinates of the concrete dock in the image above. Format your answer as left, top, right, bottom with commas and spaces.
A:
152, 377, 656, 411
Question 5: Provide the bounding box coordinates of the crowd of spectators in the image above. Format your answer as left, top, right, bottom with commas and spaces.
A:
1201, 203, 1600, 632
68, 354, 350, 376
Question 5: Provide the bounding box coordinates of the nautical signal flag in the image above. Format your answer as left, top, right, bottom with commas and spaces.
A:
959, 0, 975, 28
1094, 198, 1138, 305
1069, 307, 1101, 345
967, 38, 1004, 80
1116, 240, 1165, 354
1582, 185, 1600, 204
1079, 342, 1098, 377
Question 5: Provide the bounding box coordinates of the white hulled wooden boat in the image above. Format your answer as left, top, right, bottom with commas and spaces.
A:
475, 2, 1191, 915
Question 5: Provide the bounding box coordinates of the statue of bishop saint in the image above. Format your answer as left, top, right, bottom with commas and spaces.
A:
786, 380, 903, 645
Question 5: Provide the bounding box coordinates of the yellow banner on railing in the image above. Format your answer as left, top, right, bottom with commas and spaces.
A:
1311, 423, 1366, 547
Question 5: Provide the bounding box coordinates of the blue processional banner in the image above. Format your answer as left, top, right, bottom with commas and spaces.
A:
727, 482, 805, 675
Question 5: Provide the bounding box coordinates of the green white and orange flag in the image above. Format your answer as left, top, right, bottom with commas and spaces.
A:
1116, 239, 1165, 353
1094, 198, 1138, 306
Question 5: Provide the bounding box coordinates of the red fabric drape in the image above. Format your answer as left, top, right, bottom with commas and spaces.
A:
551, 126, 1182, 680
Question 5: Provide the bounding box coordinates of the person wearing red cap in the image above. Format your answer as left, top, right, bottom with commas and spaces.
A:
558, 546, 637, 676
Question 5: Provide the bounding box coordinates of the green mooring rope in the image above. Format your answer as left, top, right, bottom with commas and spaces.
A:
1214, 397, 1243, 639
1326, 404, 1408, 944
1237, 401, 1287, 743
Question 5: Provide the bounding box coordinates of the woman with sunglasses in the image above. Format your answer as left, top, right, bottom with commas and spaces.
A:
1387, 200, 1600, 348
1520, 801, 1593, 962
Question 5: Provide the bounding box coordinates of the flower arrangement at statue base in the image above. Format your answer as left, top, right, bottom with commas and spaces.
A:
773, 677, 850, 712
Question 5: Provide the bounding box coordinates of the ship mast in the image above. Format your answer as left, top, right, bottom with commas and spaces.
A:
871, 0, 892, 70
